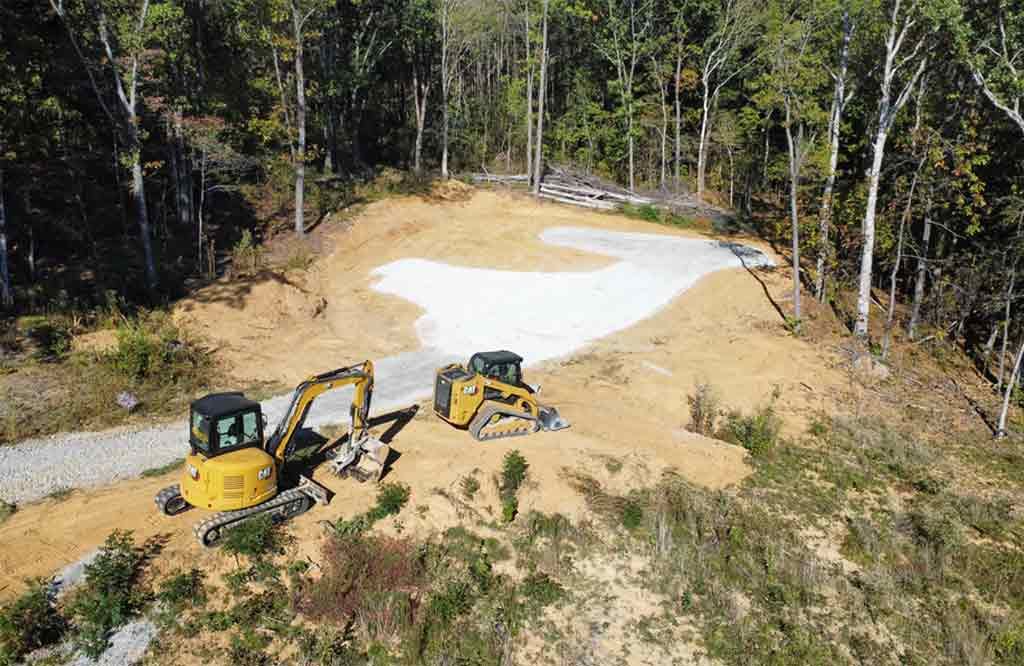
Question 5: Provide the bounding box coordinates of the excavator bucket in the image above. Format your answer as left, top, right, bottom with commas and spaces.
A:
538, 405, 570, 432
328, 436, 390, 482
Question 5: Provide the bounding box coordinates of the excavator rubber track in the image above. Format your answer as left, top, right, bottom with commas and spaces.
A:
191, 486, 314, 547
154, 484, 190, 516
469, 404, 540, 441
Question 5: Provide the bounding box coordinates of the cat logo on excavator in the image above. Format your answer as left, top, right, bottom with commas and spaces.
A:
433, 351, 570, 441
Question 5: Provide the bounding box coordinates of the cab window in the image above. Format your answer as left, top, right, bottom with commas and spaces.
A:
190, 412, 212, 453
242, 411, 259, 443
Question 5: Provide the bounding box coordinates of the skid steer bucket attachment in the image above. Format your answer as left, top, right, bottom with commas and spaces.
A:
538, 406, 570, 432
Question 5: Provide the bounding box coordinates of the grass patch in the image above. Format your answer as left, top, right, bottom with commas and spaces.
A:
2, 311, 217, 443
0, 499, 15, 523
45, 487, 75, 503
140, 458, 183, 478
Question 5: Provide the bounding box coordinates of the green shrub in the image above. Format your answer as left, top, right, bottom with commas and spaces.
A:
222, 515, 281, 562
68, 530, 147, 658
459, 474, 480, 500
109, 324, 161, 380
519, 572, 564, 609
621, 499, 644, 530
720, 404, 781, 456
157, 569, 206, 609
228, 627, 272, 666
622, 203, 661, 222
0, 579, 66, 663
373, 482, 411, 519
686, 382, 720, 436
230, 230, 263, 277
499, 451, 529, 523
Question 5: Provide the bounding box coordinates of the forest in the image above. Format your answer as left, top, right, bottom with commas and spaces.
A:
1, 0, 1023, 388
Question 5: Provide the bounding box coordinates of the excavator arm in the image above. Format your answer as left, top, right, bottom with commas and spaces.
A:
265, 360, 375, 466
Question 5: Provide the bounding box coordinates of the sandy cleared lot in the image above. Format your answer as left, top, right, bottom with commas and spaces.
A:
0, 190, 847, 601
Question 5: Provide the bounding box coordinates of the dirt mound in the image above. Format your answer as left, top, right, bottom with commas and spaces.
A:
429, 178, 474, 202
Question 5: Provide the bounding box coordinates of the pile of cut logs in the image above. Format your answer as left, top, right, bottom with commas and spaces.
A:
468, 165, 730, 220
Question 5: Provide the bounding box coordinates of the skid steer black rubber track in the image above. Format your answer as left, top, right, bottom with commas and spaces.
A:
469, 404, 540, 441
154, 484, 190, 516
191, 487, 313, 547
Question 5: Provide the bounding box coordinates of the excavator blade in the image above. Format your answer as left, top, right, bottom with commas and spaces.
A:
538, 405, 570, 432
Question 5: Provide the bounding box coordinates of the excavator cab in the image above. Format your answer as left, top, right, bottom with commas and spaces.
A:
179, 393, 279, 514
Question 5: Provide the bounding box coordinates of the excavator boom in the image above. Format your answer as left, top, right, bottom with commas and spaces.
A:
265, 361, 375, 465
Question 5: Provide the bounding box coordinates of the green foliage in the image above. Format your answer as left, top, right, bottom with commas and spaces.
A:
228, 627, 272, 666
372, 482, 411, 519
720, 404, 782, 456
621, 202, 661, 222
334, 482, 411, 536
499, 450, 529, 523
68, 530, 147, 658
222, 515, 281, 561
0, 579, 66, 664
157, 569, 206, 609
459, 474, 480, 500
230, 230, 263, 277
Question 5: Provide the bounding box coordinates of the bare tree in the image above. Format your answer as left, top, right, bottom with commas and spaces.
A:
440, 0, 474, 178
50, 0, 159, 290
853, 0, 930, 339
532, 0, 550, 194
816, 3, 856, 301
997, 334, 1024, 438
0, 164, 9, 308
287, 0, 327, 236
696, 0, 759, 200
598, 0, 654, 191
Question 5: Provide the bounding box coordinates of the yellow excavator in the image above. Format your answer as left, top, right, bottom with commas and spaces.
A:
433, 351, 569, 441
154, 361, 389, 546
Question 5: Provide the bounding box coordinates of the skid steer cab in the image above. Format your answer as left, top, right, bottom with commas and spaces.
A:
433, 351, 570, 442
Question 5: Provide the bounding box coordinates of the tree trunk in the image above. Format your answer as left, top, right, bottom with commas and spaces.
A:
130, 138, 158, 290
783, 110, 801, 327
816, 7, 852, 302
882, 210, 907, 359
855, 129, 889, 338
524, 1, 533, 186
293, 4, 307, 236
674, 51, 682, 192
172, 110, 192, 228
998, 267, 1016, 391
412, 72, 429, 174
532, 0, 549, 195
997, 335, 1024, 439
697, 81, 711, 199
0, 164, 11, 309
908, 197, 932, 338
